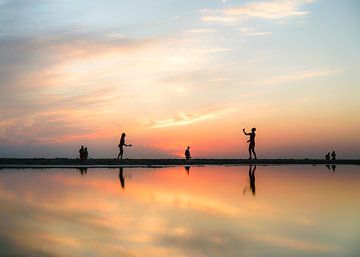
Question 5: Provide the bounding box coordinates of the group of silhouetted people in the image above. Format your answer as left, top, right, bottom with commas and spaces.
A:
78, 128, 258, 161
79, 146, 88, 161
325, 151, 336, 162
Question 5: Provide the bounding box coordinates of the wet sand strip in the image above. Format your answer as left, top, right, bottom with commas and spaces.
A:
0, 158, 359, 169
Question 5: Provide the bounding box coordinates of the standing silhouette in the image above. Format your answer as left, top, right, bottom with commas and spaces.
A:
185, 146, 191, 160
84, 147, 88, 160
243, 127, 257, 160
243, 165, 256, 195
119, 167, 125, 189
79, 146, 85, 161
117, 133, 132, 160
331, 151, 336, 162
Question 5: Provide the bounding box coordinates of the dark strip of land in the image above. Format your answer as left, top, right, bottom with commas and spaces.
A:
0, 158, 359, 168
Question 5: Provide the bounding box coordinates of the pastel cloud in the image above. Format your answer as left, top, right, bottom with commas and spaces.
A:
202, 0, 316, 23
148, 107, 235, 129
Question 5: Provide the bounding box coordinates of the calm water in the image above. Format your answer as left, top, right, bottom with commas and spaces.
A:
0, 165, 359, 257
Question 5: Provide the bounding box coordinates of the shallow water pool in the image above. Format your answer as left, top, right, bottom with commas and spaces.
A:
0, 165, 359, 257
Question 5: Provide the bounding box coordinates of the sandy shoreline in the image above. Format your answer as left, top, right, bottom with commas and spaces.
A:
0, 158, 359, 168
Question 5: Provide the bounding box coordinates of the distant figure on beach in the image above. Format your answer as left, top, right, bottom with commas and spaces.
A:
79, 146, 85, 161
243, 165, 256, 195
331, 151, 336, 162
119, 167, 125, 189
243, 127, 257, 160
185, 146, 191, 160
117, 133, 132, 160
325, 152, 330, 161
84, 147, 88, 160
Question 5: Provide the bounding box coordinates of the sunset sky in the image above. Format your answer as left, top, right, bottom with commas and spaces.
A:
0, 0, 359, 158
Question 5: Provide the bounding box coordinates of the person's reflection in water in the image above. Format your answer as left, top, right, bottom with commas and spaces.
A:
78, 167, 87, 176
326, 164, 331, 171
331, 164, 336, 172
243, 165, 256, 196
184, 166, 190, 175
119, 167, 125, 189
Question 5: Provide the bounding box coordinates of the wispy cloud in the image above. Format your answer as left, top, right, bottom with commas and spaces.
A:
238, 28, 272, 36
202, 0, 316, 24
262, 69, 341, 85
148, 107, 235, 129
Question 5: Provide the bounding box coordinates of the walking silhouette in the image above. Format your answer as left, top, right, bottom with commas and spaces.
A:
185, 146, 191, 160
243, 165, 256, 195
119, 167, 125, 189
117, 133, 132, 160
243, 128, 257, 160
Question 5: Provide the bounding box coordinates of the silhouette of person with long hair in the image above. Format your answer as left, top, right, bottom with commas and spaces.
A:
243, 165, 256, 195
117, 133, 132, 160
185, 146, 191, 160
119, 167, 125, 189
243, 127, 257, 160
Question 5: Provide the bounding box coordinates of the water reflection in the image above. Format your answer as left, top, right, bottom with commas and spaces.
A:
0, 166, 359, 257
77, 167, 87, 176
243, 165, 256, 195
119, 167, 125, 189
184, 166, 190, 175
325, 164, 337, 172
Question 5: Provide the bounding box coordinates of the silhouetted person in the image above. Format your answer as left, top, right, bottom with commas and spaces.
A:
79, 146, 85, 161
84, 147, 88, 160
117, 133, 132, 160
185, 166, 190, 175
243, 165, 256, 195
119, 167, 125, 189
331, 151, 336, 162
185, 146, 191, 160
325, 152, 330, 162
243, 128, 257, 160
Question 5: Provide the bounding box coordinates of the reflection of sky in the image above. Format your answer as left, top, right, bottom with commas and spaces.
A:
1, 0, 360, 158
0, 166, 360, 257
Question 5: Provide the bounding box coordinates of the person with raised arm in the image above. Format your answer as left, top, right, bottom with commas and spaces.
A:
243, 127, 257, 160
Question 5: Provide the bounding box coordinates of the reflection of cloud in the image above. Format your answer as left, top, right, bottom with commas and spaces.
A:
243, 234, 335, 253
148, 107, 235, 129
202, 0, 316, 24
